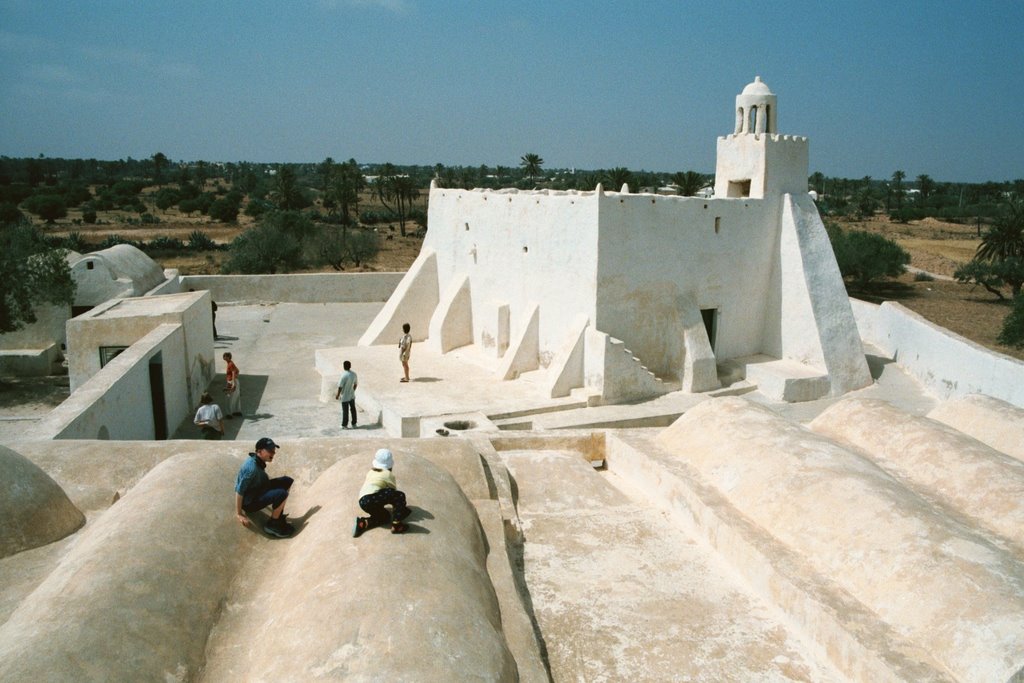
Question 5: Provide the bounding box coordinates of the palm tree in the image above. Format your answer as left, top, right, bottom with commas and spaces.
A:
151, 152, 168, 185
671, 171, 705, 197
977, 199, 1024, 263
520, 153, 544, 184
892, 170, 906, 210
604, 167, 633, 191
916, 174, 934, 206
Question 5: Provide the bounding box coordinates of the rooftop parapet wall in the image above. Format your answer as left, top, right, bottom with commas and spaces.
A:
850, 298, 1024, 408
181, 272, 403, 304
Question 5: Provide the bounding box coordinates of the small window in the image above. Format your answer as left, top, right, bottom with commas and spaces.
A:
86, 261, 94, 270
99, 346, 128, 368
714, 217, 721, 234
727, 180, 751, 198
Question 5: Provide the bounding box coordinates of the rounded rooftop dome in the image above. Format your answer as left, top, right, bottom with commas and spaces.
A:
742, 76, 773, 96
0, 445, 84, 558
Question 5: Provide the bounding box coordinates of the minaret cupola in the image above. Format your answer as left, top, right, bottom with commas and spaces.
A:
734, 76, 777, 135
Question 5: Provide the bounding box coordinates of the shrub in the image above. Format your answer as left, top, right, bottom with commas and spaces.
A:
140, 212, 160, 224
144, 236, 185, 252
244, 198, 273, 218
97, 234, 137, 250
998, 295, 1024, 348
82, 206, 98, 224
63, 231, 89, 252
359, 209, 395, 225
913, 271, 934, 282
829, 226, 910, 288
187, 230, 217, 251
208, 197, 240, 223
0, 202, 25, 225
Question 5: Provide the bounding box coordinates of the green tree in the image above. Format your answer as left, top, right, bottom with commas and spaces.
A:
998, 295, 1024, 348
375, 164, 419, 236
520, 153, 544, 184
604, 167, 634, 191
0, 222, 76, 332
955, 199, 1024, 299
153, 187, 180, 212
891, 170, 906, 211
828, 224, 910, 288
671, 171, 705, 196
22, 194, 68, 223
270, 167, 310, 210
325, 159, 364, 226
916, 174, 934, 207
208, 196, 240, 223
152, 152, 169, 185
222, 210, 312, 274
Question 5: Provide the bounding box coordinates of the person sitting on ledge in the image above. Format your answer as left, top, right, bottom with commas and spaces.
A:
235, 437, 294, 538
353, 448, 412, 537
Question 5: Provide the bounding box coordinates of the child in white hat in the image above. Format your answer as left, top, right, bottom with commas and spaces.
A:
353, 448, 412, 536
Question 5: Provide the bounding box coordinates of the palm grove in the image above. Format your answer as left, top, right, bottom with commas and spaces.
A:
1, 154, 1023, 347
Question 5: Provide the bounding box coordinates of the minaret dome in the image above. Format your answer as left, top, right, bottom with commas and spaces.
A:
734, 76, 777, 135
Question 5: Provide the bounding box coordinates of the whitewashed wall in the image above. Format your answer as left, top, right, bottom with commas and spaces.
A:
426, 187, 600, 363
181, 273, 402, 303
596, 192, 778, 377
30, 324, 188, 441
851, 298, 1024, 408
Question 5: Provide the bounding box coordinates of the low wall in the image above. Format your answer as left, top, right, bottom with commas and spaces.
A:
29, 324, 189, 441
181, 272, 403, 304
850, 298, 1024, 408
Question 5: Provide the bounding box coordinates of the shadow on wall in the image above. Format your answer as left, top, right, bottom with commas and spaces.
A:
171, 374, 270, 440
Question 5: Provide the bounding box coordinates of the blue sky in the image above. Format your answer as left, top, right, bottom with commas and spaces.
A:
1, 1, 1021, 182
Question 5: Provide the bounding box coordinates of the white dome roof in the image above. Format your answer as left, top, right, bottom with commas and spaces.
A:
741, 76, 773, 96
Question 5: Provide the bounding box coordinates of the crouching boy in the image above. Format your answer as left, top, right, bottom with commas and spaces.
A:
353, 448, 411, 536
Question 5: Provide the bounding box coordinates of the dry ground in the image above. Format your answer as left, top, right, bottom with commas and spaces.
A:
833, 213, 1024, 362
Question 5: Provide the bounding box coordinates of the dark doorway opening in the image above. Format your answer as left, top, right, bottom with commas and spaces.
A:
700, 308, 718, 350
149, 354, 168, 440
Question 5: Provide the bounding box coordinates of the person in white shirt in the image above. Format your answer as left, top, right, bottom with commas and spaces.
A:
334, 360, 358, 429
194, 392, 224, 439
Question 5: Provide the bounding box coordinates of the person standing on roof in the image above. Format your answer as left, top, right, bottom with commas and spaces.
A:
334, 360, 358, 429
223, 351, 242, 417
398, 323, 412, 383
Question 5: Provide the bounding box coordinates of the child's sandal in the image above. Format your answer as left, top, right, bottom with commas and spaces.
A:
391, 522, 409, 534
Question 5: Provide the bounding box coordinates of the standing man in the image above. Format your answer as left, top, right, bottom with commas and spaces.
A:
234, 437, 295, 538
398, 322, 412, 383
223, 351, 242, 417
334, 360, 358, 429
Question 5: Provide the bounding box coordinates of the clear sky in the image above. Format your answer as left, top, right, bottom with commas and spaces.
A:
1, 1, 1021, 182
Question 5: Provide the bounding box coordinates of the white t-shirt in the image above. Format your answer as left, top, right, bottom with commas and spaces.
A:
337, 370, 358, 402
194, 403, 224, 425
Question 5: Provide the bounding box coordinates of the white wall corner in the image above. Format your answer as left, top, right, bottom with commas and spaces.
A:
496, 303, 540, 380
782, 194, 871, 396
678, 298, 721, 393
545, 314, 590, 398
426, 273, 473, 354
479, 301, 510, 358
359, 248, 439, 346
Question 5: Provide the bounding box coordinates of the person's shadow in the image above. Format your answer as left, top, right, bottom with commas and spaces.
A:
246, 504, 322, 538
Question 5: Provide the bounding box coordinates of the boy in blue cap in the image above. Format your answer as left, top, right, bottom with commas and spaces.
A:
235, 437, 295, 538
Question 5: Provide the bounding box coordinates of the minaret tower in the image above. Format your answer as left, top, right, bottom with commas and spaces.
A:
714, 76, 808, 199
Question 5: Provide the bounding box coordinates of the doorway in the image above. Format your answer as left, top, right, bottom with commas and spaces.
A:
700, 308, 718, 350
149, 354, 168, 440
